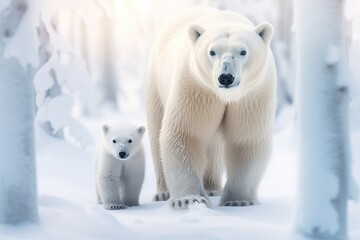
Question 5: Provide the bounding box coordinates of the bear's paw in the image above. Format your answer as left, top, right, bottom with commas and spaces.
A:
153, 191, 170, 201
220, 200, 258, 207
206, 190, 221, 197
104, 203, 128, 210
170, 195, 210, 210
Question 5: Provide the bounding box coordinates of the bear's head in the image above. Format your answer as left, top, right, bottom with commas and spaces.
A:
188, 21, 274, 102
102, 124, 145, 160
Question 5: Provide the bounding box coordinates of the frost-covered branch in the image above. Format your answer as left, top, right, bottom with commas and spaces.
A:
4, 0, 105, 147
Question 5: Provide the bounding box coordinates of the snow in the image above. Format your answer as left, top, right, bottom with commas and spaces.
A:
1, 110, 359, 239
1, 0, 360, 238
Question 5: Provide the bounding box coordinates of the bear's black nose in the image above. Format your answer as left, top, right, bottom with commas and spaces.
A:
119, 152, 127, 159
218, 74, 235, 87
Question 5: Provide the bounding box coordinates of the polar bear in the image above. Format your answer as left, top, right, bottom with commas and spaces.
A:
145, 6, 277, 209
94, 123, 146, 210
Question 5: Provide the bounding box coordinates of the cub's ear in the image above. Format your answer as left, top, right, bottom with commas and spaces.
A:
137, 126, 146, 135
188, 24, 204, 44
102, 124, 110, 135
255, 22, 274, 46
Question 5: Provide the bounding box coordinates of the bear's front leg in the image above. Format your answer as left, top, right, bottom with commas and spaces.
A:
98, 177, 127, 210
220, 139, 271, 207
158, 82, 225, 209
160, 128, 210, 209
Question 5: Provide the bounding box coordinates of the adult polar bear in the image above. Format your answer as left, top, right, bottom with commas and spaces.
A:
146, 6, 276, 209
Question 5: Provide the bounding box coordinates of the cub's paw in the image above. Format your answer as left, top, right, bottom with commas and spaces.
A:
170, 195, 210, 210
103, 203, 128, 210
220, 200, 258, 207
206, 190, 221, 197
97, 200, 103, 204
153, 191, 170, 201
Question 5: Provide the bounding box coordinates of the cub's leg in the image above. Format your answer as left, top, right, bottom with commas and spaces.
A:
120, 176, 143, 206
203, 135, 223, 197
98, 177, 127, 210
120, 153, 145, 206
146, 78, 169, 202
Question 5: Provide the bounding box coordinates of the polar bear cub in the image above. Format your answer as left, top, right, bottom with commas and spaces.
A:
94, 123, 146, 210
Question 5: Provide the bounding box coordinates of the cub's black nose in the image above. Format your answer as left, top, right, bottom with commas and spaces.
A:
218, 74, 235, 87
119, 152, 127, 159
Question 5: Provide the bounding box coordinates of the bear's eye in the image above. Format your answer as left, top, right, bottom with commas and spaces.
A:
112, 139, 116, 144
128, 139, 132, 143
240, 50, 247, 56
209, 50, 216, 56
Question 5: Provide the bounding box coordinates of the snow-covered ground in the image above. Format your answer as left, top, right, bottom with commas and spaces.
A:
0, 108, 359, 240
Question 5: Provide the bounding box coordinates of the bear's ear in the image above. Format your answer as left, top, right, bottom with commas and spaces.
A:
102, 124, 110, 135
255, 22, 274, 46
188, 24, 204, 44
137, 126, 146, 135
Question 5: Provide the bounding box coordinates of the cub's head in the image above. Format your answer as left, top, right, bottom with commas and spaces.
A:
188, 21, 274, 102
102, 124, 146, 160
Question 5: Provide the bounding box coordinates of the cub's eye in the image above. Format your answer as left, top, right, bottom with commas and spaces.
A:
128, 139, 132, 143
209, 50, 216, 56
112, 140, 116, 143
240, 50, 247, 56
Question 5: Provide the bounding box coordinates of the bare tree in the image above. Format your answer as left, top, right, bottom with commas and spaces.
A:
294, 0, 351, 239
274, 0, 295, 115
97, 0, 118, 110
0, 0, 38, 224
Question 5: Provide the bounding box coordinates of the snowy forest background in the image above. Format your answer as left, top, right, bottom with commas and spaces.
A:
0, 0, 360, 239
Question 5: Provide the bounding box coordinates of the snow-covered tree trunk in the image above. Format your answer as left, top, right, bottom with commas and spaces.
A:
294, 0, 351, 239
0, 0, 38, 224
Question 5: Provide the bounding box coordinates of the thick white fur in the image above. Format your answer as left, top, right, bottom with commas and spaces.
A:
94, 123, 146, 210
146, 6, 276, 209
